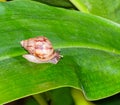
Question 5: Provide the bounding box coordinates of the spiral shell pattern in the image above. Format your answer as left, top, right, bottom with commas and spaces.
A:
21, 36, 58, 61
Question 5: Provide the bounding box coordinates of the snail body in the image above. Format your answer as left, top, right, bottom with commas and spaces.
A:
21, 36, 61, 64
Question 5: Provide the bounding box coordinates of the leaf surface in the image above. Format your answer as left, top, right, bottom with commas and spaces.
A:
75, 0, 120, 23
33, 0, 73, 8
0, 0, 120, 104
48, 87, 74, 105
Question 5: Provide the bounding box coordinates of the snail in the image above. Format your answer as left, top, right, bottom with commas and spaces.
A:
20, 36, 61, 64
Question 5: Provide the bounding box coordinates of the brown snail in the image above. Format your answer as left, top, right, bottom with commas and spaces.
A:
20, 36, 61, 64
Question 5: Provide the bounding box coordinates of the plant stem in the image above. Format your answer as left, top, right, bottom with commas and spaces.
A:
33, 94, 48, 105
71, 88, 95, 105
69, 0, 89, 13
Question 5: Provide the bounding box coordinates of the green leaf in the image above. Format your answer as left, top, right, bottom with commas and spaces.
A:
25, 97, 39, 105
95, 94, 120, 105
70, 0, 120, 23
48, 87, 74, 105
0, 0, 120, 104
33, 0, 73, 8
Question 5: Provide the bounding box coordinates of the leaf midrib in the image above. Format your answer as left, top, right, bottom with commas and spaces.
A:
0, 44, 120, 62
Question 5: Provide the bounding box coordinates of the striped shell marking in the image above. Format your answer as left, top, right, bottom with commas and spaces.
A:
21, 36, 61, 64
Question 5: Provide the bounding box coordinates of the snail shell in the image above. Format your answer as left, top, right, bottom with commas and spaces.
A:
21, 36, 61, 64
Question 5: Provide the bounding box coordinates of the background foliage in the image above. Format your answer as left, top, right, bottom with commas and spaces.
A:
0, 0, 120, 105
